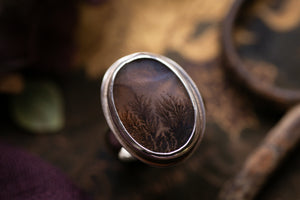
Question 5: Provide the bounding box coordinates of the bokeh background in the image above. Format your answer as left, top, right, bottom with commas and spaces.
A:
0, 0, 299, 199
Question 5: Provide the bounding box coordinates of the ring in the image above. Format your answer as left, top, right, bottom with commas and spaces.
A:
101, 52, 206, 166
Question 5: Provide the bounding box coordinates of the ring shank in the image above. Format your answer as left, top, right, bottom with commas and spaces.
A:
118, 148, 136, 162
106, 130, 136, 162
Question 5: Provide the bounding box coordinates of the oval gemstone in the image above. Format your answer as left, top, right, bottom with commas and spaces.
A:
113, 58, 194, 153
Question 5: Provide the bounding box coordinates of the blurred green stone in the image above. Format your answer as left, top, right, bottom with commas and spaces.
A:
11, 80, 65, 134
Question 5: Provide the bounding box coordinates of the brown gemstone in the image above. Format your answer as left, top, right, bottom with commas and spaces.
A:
113, 58, 194, 153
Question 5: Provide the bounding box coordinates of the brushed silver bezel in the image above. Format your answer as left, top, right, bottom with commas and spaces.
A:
101, 52, 205, 166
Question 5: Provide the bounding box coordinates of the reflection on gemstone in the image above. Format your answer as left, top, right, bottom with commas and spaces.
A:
113, 58, 194, 153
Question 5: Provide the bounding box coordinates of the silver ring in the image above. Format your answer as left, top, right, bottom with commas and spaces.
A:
101, 52, 206, 166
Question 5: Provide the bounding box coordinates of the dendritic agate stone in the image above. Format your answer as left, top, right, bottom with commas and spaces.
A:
113, 58, 194, 153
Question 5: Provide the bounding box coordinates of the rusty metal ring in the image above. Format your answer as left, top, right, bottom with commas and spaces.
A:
221, 0, 300, 109
219, 1, 300, 199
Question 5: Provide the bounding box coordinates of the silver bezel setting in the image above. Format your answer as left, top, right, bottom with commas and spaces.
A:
101, 52, 206, 166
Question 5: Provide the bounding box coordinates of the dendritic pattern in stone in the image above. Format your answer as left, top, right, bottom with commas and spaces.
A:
113, 58, 194, 153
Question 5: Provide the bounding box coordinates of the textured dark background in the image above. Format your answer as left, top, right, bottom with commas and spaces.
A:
0, 0, 300, 199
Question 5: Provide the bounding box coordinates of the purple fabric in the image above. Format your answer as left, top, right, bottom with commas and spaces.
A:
0, 143, 91, 200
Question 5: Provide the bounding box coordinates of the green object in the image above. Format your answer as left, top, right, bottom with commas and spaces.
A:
11, 80, 65, 134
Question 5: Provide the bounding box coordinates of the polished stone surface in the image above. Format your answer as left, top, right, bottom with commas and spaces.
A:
113, 58, 194, 153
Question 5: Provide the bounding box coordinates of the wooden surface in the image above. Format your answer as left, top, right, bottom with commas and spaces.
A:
1, 0, 300, 199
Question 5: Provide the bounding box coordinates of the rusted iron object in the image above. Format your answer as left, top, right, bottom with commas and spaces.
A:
219, 104, 300, 200
221, 0, 300, 109
220, 0, 300, 199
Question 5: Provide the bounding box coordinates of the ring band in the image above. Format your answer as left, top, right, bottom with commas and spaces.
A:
101, 52, 205, 166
